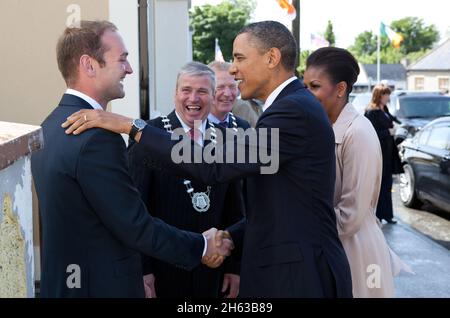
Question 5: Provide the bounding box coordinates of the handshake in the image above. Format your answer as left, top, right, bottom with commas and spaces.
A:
201, 228, 234, 268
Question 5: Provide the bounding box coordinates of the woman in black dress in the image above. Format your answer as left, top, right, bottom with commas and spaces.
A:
365, 85, 403, 224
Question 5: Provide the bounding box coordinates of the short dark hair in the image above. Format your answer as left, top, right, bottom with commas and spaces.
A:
56, 20, 117, 86
237, 21, 298, 71
306, 47, 360, 97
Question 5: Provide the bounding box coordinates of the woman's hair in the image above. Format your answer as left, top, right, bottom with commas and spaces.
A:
306, 47, 360, 99
367, 84, 391, 110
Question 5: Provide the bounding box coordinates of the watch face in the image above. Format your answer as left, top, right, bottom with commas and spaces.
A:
134, 119, 147, 129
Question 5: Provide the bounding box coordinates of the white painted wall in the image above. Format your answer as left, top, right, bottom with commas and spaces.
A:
149, 0, 192, 117
109, 0, 141, 120
408, 71, 450, 91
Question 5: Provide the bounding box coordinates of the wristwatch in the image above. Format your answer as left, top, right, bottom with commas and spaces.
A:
129, 118, 147, 140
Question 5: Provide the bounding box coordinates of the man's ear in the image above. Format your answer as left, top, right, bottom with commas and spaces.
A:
267, 47, 282, 69
79, 54, 96, 77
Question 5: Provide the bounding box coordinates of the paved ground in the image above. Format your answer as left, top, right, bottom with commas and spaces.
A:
382, 182, 450, 298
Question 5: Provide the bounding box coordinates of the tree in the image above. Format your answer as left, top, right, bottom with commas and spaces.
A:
297, 50, 311, 77
190, 0, 255, 63
324, 20, 335, 46
390, 17, 439, 54
349, 17, 438, 64
349, 31, 389, 57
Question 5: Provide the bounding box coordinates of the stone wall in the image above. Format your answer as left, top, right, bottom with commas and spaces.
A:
0, 121, 43, 298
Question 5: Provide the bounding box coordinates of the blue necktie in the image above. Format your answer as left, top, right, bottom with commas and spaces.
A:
219, 121, 228, 128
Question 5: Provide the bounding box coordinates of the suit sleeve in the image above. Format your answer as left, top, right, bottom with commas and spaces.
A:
127, 140, 156, 275
138, 100, 305, 185
76, 129, 204, 271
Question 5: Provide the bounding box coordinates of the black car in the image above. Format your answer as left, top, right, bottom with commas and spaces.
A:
398, 117, 450, 213
390, 93, 450, 143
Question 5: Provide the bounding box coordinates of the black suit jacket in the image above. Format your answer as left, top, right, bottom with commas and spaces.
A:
31, 94, 204, 298
127, 111, 245, 297
137, 79, 353, 298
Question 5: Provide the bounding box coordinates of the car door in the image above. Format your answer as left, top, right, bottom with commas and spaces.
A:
407, 128, 432, 195
419, 125, 450, 208
438, 125, 450, 212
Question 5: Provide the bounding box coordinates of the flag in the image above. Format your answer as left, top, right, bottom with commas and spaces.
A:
214, 38, 225, 62
380, 22, 404, 49
310, 33, 329, 48
276, 0, 296, 21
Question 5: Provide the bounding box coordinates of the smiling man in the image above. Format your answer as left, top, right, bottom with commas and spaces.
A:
127, 62, 244, 298
62, 21, 352, 298
207, 61, 250, 131
31, 21, 233, 298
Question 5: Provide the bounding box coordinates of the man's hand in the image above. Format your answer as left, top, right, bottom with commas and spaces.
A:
222, 273, 240, 298
202, 228, 234, 268
143, 274, 156, 298
61, 109, 132, 136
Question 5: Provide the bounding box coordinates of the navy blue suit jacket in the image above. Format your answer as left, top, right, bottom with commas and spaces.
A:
31, 94, 204, 298
137, 80, 353, 297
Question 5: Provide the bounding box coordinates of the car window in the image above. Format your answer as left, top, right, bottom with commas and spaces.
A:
398, 97, 450, 118
426, 125, 450, 149
418, 128, 431, 145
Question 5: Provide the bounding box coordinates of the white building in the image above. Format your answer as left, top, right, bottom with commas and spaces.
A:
407, 39, 450, 92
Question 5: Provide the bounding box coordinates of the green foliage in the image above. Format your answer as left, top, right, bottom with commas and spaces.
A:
391, 17, 439, 54
349, 17, 439, 64
324, 20, 335, 47
190, 0, 255, 64
297, 50, 311, 77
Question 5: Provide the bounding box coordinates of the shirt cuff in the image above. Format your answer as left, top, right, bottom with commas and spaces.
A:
202, 234, 208, 257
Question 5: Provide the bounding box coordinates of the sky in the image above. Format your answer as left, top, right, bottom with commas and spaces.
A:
191, 0, 450, 50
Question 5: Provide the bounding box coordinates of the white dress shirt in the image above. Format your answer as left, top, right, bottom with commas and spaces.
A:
207, 112, 230, 126
65, 88, 104, 110
262, 76, 297, 113
175, 111, 208, 147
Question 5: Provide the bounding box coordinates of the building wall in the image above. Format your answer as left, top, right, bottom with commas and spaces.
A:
0, 0, 109, 126
407, 70, 450, 91
0, 158, 34, 297
109, 0, 140, 121
149, 0, 191, 117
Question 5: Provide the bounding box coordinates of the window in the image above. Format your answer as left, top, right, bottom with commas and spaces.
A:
418, 128, 431, 145
426, 125, 450, 149
414, 77, 425, 91
397, 96, 450, 118
438, 77, 449, 93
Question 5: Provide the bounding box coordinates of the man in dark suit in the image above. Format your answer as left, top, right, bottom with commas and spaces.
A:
207, 61, 251, 132
63, 21, 352, 297
128, 62, 244, 298
32, 21, 232, 298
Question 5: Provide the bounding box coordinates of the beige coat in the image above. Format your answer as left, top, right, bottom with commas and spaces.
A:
333, 103, 407, 298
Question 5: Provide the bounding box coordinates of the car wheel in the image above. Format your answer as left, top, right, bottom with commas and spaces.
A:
399, 164, 421, 208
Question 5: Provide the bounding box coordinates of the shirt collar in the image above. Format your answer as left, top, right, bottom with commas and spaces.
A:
333, 103, 360, 144
262, 76, 297, 112
175, 111, 207, 135
207, 113, 229, 125
65, 88, 104, 110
